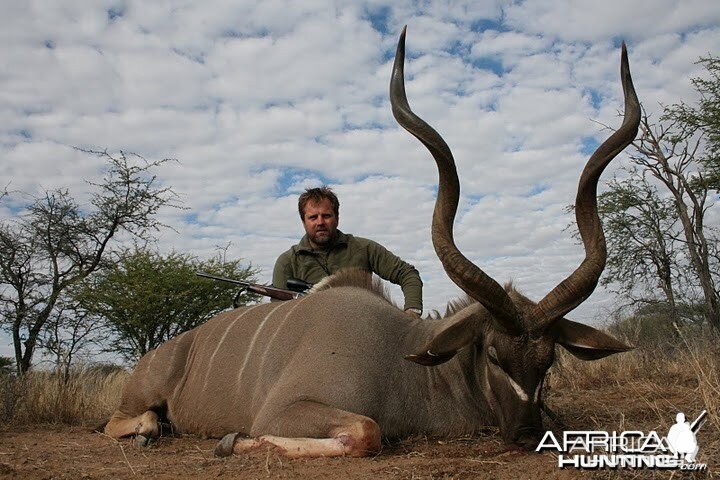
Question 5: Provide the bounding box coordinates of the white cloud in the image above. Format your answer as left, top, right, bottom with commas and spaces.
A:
505, 0, 720, 43
470, 30, 551, 61
1, 0, 719, 362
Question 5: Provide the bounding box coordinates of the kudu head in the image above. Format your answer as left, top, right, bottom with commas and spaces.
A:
391, 27, 640, 449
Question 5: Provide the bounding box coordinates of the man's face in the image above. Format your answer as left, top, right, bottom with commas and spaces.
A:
302, 198, 339, 248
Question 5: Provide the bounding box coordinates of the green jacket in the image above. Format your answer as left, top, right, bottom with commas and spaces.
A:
272, 230, 423, 311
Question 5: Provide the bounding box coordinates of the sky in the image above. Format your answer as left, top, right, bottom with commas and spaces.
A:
2, 0, 720, 361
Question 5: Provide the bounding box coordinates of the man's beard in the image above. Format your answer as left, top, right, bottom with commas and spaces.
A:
310, 228, 334, 246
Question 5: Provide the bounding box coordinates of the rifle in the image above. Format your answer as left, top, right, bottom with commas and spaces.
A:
690, 410, 707, 434
196, 272, 313, 307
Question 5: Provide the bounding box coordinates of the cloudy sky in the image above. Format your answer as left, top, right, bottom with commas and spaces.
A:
2, 0, 720, 359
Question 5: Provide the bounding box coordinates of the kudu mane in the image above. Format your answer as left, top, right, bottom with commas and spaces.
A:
311, 269, 505, 321
435, 282, 536, 322
309, 268, 398, 308
312, 270, 543, 326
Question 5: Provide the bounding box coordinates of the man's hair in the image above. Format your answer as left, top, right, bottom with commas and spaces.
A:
298, 186, 340, 219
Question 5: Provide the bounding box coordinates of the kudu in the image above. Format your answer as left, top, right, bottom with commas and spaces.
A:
105, 28, 640, 457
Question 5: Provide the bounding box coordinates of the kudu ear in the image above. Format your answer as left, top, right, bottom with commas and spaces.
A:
552, 318, 633, 361
405, 304, 483, 366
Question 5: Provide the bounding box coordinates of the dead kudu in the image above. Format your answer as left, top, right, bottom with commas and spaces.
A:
105, 28, 640, 458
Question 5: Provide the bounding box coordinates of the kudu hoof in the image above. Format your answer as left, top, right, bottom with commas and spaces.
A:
133, 434, 152, 447
215, 432, 240, 457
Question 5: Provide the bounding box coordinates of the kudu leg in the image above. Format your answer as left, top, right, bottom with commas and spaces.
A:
104, 410, 160, 444
215, 401, 381, 458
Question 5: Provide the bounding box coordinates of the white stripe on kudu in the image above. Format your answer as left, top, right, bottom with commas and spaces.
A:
256, 298, 307, 372
506, 373, 529, 402
144, 348, 158, 370
246, 298, 310, 404
534, 382, 543, 404
235, 302, 287, 386
202, 305, 261, 392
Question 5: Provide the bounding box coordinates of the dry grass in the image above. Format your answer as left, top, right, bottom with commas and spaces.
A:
545, 334, 720, 476
0, 366, 127, 426
548, 334, 719, 420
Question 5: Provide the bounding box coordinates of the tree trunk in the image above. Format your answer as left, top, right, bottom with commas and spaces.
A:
663, 174, 720, 330
635, 118, 720, 332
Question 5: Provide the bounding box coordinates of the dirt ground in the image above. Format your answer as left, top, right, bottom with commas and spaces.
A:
0, 426, 585, 480
0, 383, 715, 479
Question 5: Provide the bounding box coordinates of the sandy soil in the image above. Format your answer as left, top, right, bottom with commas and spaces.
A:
0, 382, 715, 479
0, 425, 593, 480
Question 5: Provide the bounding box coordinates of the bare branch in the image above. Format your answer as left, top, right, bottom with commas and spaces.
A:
0, 148, 181, 374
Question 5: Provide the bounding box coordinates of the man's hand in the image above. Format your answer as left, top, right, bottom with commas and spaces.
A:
404, 309, 421, 318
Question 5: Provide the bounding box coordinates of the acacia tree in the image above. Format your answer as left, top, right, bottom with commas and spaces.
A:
630, 112, 719, 330
598, 56, 720, 332
659, 56, 720, 329
598, 167, 684, 331
666, 56, 720, 172
37, 295, 105, 382
0, 150, 178, 375
74, 247, 258, 362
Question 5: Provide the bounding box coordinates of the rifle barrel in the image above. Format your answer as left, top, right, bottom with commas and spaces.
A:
196, 271, 301, 301
690, 410, 707, 433
196, 271, 251, 286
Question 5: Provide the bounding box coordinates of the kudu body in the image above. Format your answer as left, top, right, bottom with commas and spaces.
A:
105, 28, 640, 457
